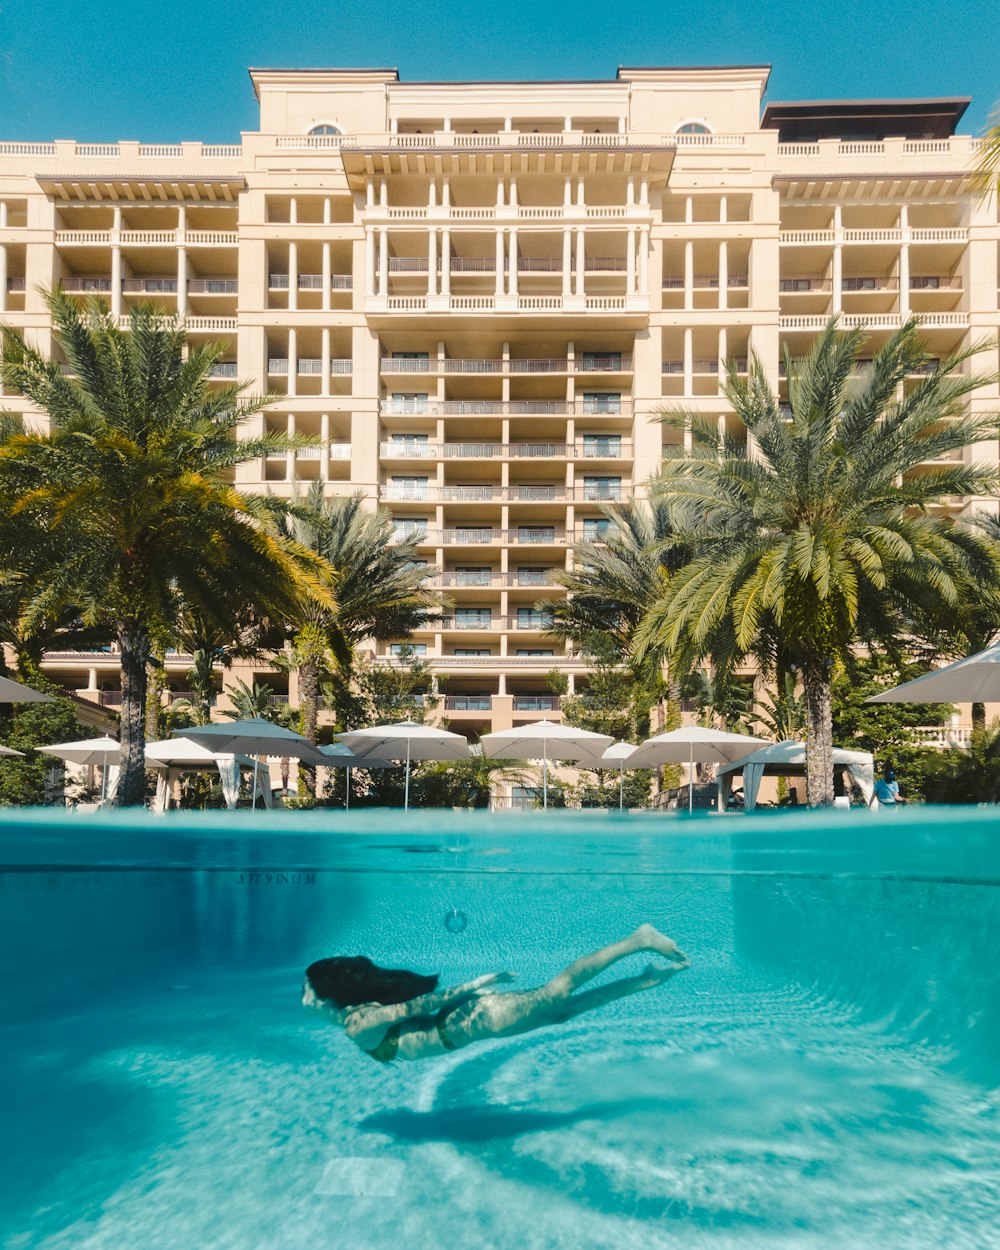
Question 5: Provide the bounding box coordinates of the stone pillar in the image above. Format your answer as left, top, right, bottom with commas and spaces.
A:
562, 229, 572, 298
718, 240, 728, 310
111, 204, 122, 318
177, 247, 188, 316
509, 229, 518, 299
366, 180, 375, 208
899, 204, 910, 317
441, 227, 451, 298
427, 228, 437, 297
378, 227, 389, 296
322, 241, 331, 311
324, 197, 332, 225
0, 242, 6, 315
87, 667, 98, 691
639, 226, 649, 296
684, 240, 694, 311
379, 181, 388, 208
321, 327, 331, 398
497, 179, 505, 207
626, 228, 636, 293
832, 205, 843, 315
320, 412, 330, 480
289, 197, 298, 225
365, 230, 375, 296
575, 228, 585, 297
288, 241, 298, 311
286, 412, 296, 481
509, 178, 518, 208
287, 327, 297, 398
627, 178, 635, 207
495, 230, 505, 296
683, 327, 693, 399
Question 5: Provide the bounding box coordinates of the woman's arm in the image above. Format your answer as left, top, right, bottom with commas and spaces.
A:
344, 972, 515, 1042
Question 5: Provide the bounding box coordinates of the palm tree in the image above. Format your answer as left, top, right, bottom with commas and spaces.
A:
637, 318, 1000, 806
0, 291, 333, 805
274, 483, 438, 746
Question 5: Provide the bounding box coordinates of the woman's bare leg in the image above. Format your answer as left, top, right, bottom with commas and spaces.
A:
542, 924, 686, 999
554, 962, 686, 1022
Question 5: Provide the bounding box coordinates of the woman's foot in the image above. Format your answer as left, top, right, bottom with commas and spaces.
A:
633, 923, 688, 965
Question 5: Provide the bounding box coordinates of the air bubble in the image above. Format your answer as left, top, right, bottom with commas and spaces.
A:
444, 908, 468, 934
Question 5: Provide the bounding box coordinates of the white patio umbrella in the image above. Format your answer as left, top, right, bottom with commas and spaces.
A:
480, 720, 614, 809
175, 718, 327, 809
867, 639, 1000, 705
39, 735, 120, 804
0, 675, 56, 703
626, 725, 769, 814
318, 741, 390, 810
334, 721, 471, 810
0, 744, 25, 757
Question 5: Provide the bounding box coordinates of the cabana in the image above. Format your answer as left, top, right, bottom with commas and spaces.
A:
144, 739, 259, 812
715, 740, 875, 811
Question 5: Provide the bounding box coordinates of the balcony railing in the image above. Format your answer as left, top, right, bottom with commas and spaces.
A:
209, 362, 238, 378
662, 358, 748, 374
380, 356, 631, 375
188, 278, 238, 294
512, 695, 561, 711
267, 358, 353, 375
662, 274, 749, 289
379, 399, 630, 419
444, 695, 493, 711
842, 277, 898, 292
779, 278, 832, 293
910, 276, 962, 291
268, 273, 352, 290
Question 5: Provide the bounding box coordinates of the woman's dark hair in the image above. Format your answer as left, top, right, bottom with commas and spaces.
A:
305, 955, 439, 1008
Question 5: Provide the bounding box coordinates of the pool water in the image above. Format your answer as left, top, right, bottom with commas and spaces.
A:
1, 809, 999, 1250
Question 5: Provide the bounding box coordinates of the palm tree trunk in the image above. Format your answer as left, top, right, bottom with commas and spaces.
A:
802, 661, 834, 807
298, 654, 320, 797
972, 702, 986, 740
117, 624, 151, 807
145, 644, 165, 742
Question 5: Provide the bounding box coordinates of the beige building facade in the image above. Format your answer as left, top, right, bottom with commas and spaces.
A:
0, 66, 997, 740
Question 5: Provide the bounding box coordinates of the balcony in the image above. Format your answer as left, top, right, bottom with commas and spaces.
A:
779, 312, 968, 331
188, 278, 238, 294
513, 695, 560, 712
267, 358, 353, 376
208, 362, 238, 379
375, 295, 638, 314
444, 695, 493, 711
379, 399, 632, 419
379, 356, 631, 375
662, 358, 748, 374
841, 277, 898, 292
54, 230, 239, 247
268, 273, 352, 291
409, 528, 567, 547
662, 274, 749, 289
122, 278, 178, 294
779, 279, 832, 293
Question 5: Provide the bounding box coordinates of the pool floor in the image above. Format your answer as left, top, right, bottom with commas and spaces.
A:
3, 954, 998, 1250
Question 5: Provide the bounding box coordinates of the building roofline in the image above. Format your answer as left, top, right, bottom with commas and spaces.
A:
764, 96, 971, 111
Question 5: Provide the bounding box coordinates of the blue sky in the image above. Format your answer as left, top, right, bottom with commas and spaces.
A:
0, 0, 996, 141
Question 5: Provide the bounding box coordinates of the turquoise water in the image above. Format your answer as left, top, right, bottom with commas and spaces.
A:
1, 808, 999, 1250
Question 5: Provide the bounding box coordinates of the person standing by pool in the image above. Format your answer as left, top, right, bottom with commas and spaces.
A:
302, 924, 688, 1063
872, 767, 904, 810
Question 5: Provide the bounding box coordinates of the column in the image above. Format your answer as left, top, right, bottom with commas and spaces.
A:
288, 241, 298, 312
562, 229, 572, 298
365, 230, 375, 297
626, 228, 636, 294
497, 179, 505, 207
509, 178, 518, 208
832, 205, 843, 314
639, 175, 648, 206
564, 176, 572, 207
321, 327, 331, 398
289, 197, 298, 225
441, 227, 451, 298
495, 230, 505, 296
322, 241, 331, 311
287, 328, 297, 398
111, 205, 122, 318
324, 197, 332, 225
718, 240, 728, 311
87, 667, 98, 692
899, 204, 910, 317
575, 228, 585, 297
639, 226, 649, 296
508, 229, 518, 299
684, 240, 694, 311
427, 228, 437, 297
320, 412, 330, 480
378, 227, 388, 296
366, 180, 374, 209
683, 327, 693, 400
441, 178, 450, 209
428, 179, 437, 209
717, 327, 728, 390
379, 181, 388, 207
176, 204, 187, 317
719, 195, 728, 224
576, 178, 585, 207
627, 178, 635, 207
286, 412, 296, 482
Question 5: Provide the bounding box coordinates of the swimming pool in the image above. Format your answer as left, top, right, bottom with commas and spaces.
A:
2, 808, 998, 1250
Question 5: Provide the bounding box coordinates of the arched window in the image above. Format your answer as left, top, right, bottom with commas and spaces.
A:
676, 122, 711, 135
308, 124, 341, 136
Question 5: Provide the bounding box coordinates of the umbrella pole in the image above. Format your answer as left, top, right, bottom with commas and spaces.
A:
619, 765, 624, 812
345, 766, 350, 811
404, 737, 411, 811
543, 744, 548, 810
252, 756, 259, 810
689, 742, 694, 814
101, 760, 108, 806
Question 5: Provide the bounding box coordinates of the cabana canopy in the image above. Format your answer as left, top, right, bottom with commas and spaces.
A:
716, 740, 874, 811
144, 739, 257, 811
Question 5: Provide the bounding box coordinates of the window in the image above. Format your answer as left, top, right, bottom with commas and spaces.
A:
390, 433, 429, 444
390, 642, 426, 656
582, 352, 621, 371
582, 434, 622, 457
393, 518, 427, 537
390, 392, 429, 414
309, 124, 341, 136
583, 517, 611, 540
676, 123, 711, 135
456, 608, 492, 628
454, 648, 492, 656
390, 475, 429, 499
582, 393, 621, 415
517, 608, 554, 628
391, 351, 429, 360
583, 476, 621, 502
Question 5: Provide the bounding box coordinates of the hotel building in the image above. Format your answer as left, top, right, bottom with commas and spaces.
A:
0, 67, 997, 740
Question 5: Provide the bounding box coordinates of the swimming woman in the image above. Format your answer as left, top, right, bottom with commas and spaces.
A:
302, 924, 688, 1062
